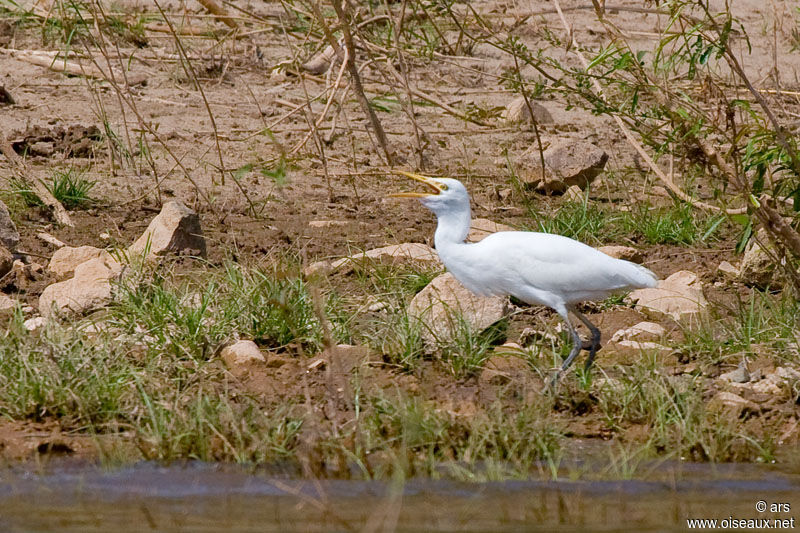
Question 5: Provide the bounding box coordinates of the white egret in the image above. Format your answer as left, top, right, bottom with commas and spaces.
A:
389, 171, 658, 382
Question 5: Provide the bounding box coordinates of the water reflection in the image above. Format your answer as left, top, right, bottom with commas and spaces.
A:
0, 460, 797, 532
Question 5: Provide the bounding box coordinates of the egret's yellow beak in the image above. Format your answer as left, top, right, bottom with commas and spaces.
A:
388, 170, 445, 198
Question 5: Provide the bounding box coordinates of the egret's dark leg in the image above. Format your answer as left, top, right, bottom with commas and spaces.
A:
559, 316, 584, 372
571, 307, 602, 371
547, 311, 583, 388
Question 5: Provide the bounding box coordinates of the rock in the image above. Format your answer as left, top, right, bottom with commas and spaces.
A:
36, 231, 66, 248
0, 85, 13, 105
128, 201, 206, 261
79, 321, 111, 338
708, 391, 757, 417
29, 141, 54, 157
23, 316, 47, 332
717, 260, 740, 279
627, 270, 708, 321
562, 184, 584, 203
467, 218, 515, 243
48, 246, 114, 281
750, 376, 783, 396
409, 272, 509, 348
0, 199, 19, 251
611, 340, 671, 353
0, 245, 12, 278
11, 260, 36, 289
740, 229, 780, 288
519, 326, 558, 346
597, 245, 644, 264
744, 366, 800, 396
220, 340, 266, 378
348, 242, 440, 266
774, 366, 800, 381
479, 353, 532, 386
610, 322, 665, 343
0, 293, 18, 315
367, 301, 388, 312
517, 140, 608, 194
305, 242, 442, 277
308, 220, 348, 229
719, 362, 750, 384
502, 96, 553, 124
494, 341, 525, 354
39, 256, 123, 317
303, 260, 332, 277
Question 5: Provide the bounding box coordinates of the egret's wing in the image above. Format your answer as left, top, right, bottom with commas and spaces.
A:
466, 232, 650, 300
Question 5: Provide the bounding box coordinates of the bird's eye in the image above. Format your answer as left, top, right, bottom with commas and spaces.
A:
440, 184, 448, 191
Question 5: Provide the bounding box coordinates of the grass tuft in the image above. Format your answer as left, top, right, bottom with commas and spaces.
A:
6, 169, 96, 210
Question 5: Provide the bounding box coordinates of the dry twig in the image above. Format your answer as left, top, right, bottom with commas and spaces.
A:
329, 1, 395, 165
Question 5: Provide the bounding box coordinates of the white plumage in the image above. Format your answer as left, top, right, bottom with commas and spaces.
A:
390, 171, 658, 380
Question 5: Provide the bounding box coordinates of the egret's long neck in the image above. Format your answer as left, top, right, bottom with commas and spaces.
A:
433, 203, 471, 252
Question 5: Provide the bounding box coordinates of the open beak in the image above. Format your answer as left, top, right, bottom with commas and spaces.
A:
388, 170, 445, 198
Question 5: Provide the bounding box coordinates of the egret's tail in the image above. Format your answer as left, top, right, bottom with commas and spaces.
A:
624, 260, 658, 288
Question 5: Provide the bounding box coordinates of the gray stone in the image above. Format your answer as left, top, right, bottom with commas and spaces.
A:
518, 140, 608, 194
128, 201, 206, 261
0, 199, 19, 251
719, 362, 750, 384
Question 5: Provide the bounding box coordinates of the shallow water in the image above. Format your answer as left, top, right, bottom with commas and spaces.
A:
0, 461, 798, 532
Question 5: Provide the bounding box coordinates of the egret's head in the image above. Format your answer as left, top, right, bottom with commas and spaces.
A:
388, 171, 470, 215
